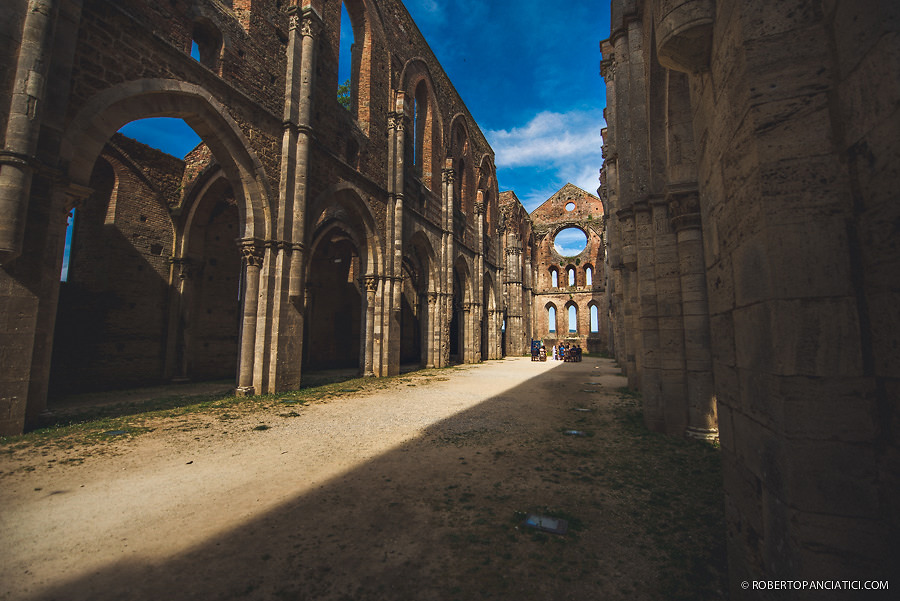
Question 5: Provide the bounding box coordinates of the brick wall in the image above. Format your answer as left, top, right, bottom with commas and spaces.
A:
51, 136, 180, 393
531, 184, 607, 351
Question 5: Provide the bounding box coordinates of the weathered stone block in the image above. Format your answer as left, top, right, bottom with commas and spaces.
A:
769, 298, 864, 377
777, 375, 879, 442
767, 219, 854, 299
784, 438, 880, 517
750, 92, 833, 161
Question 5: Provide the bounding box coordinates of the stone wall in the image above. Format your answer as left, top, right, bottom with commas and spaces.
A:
51, 135, 181, 393
530, 184, 607, 352
601, 0, 899, 594
0, 0, 503, 434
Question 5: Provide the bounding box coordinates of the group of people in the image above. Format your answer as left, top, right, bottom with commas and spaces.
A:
532, 341, 583, 362
551, 342, 582, 362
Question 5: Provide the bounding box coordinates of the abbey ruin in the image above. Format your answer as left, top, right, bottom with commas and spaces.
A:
600, 0, 897, 595
1, 0, 897, 597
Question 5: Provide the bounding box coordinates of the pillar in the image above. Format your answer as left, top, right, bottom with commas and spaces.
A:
670, 191, 717, 440
236, 241, 264, 395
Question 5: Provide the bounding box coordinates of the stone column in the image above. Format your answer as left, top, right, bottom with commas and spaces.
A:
426, 291, 438, 368
237, 241, 264, 395
288, 10, 321, 298
23, 182, 88, 428
164, 256, 193, 381
0, 0, 59, 265
388, 104, 407, 375
651, 197, 687, 434
618, 208, 640, 386
523, 252, 533, 349
504, 240, 523, 355
462, 302, 474, 363
362, 275, 378, 377
442, 167, 455, 367
474, 197, 485, 362
635, 201, 664, 431
670, 192, 717, 440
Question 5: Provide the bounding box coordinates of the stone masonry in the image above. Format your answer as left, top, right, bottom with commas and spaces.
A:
530, 184, 607, 353
600, 0, 898, 596
0, 0, 505, 433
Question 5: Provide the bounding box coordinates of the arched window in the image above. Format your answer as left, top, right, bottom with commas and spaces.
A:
551, 269, 558, 288
567, 266, 576, 287
568, 305, 577, 333
548, 306, 556, 333
590, 304, 599, 333
337, 2, 355, 112
585, 265, 593, 286
411, 79, 436, 188
191, 19, 223, 72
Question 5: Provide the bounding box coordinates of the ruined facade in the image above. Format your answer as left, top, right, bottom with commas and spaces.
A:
0, 0, 504, 434
601, 0, 898, 594
530, 184, 606, 353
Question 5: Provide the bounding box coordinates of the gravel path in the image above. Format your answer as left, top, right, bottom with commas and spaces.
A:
0, 356, 727, 601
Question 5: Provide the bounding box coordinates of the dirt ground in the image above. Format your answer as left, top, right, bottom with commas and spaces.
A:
0, 357, 726, 601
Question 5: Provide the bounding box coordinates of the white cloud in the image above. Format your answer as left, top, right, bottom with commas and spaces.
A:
405, 0, 443, 19
487, 109, 605, 208
486, 110, 602, 167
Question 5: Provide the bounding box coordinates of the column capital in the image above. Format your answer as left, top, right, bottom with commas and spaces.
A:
388, 111, 409, 132
362, 275, 379, 293
298, 11, 322, 39
239, 239, 265, 267
667, 189, 702, 232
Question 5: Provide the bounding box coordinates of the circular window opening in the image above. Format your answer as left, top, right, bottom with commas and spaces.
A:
565, 202, 576, 212
553, 227, 587, 256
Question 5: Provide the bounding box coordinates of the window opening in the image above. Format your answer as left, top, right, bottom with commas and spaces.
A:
585, 266, 593, 286
60, 209, 75, 281
337, 1, 354, 111
118, 118, 201, 158
553, 227, 588, 256
413, 94, 419, 166
567, 266, 576, 287
551, 269, 558, 288
191, 20, 222, 71
590, 305, 599, 333
548, 306, 556, 333
568, 305, 577, 333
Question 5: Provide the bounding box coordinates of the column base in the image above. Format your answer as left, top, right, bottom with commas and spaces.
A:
235, 386, 256, 397
685, 426, 719, 443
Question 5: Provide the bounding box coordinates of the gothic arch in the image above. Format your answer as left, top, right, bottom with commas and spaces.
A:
448, 114, 474, 218
545, 301, 559, 334
307, 183, 383, 276
399, 59, 444, 192
60, 79, 273, 244
564, 300, 579, 335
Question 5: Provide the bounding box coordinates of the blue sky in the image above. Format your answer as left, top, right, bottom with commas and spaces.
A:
118, 1, 610, 214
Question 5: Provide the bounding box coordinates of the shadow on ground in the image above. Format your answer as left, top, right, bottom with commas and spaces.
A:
29, 358, 726, 601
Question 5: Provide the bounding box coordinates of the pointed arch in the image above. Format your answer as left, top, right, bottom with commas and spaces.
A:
448, 114, 474, 218
589, 301, 600, 334
546, 302, 558, 334
399, 59, 444, 192
333, 0, 386, 131
565, 301, 579, 334
60, 79, 273, 243
307, 183, 383, 277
